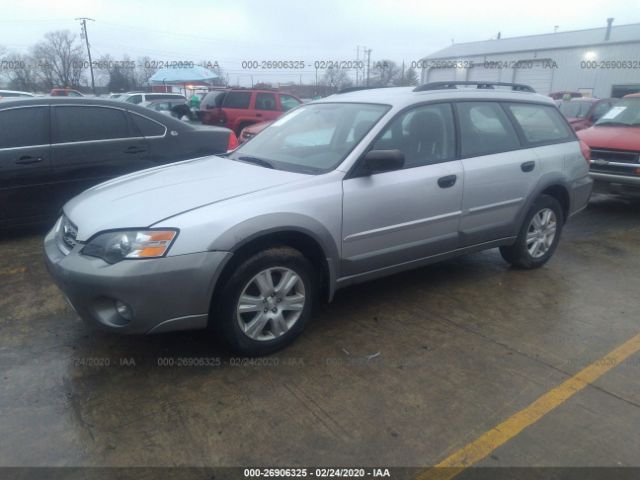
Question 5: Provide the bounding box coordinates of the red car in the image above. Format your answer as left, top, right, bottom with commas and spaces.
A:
239, 120, 272, 143
50, 88, 84, 97
558, 98, 618, 131
200, 88, 302, 135
577, 97, 640, 195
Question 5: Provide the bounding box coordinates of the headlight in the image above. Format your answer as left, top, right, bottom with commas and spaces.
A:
81, 229, 178, 264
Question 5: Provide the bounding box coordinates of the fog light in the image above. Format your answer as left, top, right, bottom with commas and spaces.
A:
115, 300, 132, 321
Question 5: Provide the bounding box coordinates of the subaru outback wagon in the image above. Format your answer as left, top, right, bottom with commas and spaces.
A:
45, 82, 592, 356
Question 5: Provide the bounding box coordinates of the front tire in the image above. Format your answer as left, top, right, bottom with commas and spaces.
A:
213, 247, 316, 356
500, 194, 564, 269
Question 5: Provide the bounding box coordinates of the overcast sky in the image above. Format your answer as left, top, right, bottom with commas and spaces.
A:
1, 0, 638, 86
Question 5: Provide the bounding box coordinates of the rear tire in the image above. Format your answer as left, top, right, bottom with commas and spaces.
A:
500, 194, 564, 269
213, 247, 316, 356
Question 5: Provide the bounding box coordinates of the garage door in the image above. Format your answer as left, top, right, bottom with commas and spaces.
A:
514, 60, 553, 94
427, 68, 456, 82
467, 66, 501, 82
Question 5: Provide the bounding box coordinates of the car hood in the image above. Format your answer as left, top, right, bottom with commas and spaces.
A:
64, 156, 307, 240
577, 125, 640, 151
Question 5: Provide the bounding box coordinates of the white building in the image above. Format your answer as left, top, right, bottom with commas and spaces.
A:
419, 20, 640, 98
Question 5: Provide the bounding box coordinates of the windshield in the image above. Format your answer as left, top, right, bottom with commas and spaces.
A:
230, 102, 390, 174
595, 99, 640, 126
558, 101, 592, 118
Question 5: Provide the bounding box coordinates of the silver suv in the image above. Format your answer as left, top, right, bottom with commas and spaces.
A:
45, 82, 592, 355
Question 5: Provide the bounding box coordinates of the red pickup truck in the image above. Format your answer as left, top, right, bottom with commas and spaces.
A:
200, 88, 302, 135
577, 96, 640, 195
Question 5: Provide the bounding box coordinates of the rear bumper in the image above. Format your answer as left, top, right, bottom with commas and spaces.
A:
570, 175, 593, 217
44, 227, 232, 334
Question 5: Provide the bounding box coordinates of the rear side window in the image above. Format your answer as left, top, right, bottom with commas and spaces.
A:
506, 103, 573, 144
223, 92, 251, 109
202, 91, 226, 108
130, 113, 166, 136
0, 107, 48, 148
456, 102, 519, 157
54, 106, 130, 143
255, 92, 277, 110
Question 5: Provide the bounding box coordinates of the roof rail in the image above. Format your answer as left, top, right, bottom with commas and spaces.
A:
336, 86, 389, 94
414, 81, 535, 93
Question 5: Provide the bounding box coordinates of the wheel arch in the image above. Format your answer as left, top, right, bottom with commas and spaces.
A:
209, 214, 339, 306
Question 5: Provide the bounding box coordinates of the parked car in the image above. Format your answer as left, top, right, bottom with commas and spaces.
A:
577, 97, 640, 195
119, 92, 186, 105
558, 98, 618, 131
50, 88, 84, 97
201, 88, 302, 135
0, 90, 35, 100
141, 99, 194, 119
0, 97, 237, 227
44, 83, 591, 355
239, 120, 271, 143
548, 91, 582, 101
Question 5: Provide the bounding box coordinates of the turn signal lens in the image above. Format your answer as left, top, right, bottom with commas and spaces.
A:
227, 132, 239, 151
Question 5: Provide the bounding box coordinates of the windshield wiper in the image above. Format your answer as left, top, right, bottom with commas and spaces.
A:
237, 156, 275, 169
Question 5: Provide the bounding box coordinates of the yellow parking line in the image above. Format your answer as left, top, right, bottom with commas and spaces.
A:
416, 333, 640, 480
0, 266, 27, 276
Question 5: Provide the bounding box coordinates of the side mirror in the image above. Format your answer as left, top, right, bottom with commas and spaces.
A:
362, 149, 404, 174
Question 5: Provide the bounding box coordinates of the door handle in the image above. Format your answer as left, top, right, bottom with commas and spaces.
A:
124, 146, 147, 154
521, 161, 536, 172
437, 174, 457, 188
15, 155, 43, 165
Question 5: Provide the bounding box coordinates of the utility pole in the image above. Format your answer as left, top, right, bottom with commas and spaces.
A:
76, 17, 96, 95
365, 48, 372, 87
355, 46, 360, 86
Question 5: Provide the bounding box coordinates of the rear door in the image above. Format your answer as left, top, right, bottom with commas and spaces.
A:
0, 105, 52, 224
50, 105, 154, 209
221, 91, 253, 132
456, 101, 534, 246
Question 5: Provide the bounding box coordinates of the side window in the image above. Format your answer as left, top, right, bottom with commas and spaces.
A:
68, 91, 82, 97
0, 107, 48, 149
280, 94, 302, 112
592, 102, 613, 121
126, 94, 143, 104
223, 92, 251, 109
371, 103, 455, 168
129, 113, 166, 136
456, 102, 519, 157
506, 103, 573, 144
54, 106, 130, 143
255, 93, 277, 111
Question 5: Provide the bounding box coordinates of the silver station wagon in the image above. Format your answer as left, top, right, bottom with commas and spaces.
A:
45, 81, 593, 355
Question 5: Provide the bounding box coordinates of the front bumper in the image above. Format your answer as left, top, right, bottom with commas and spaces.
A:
44, 227, 232, 334
591, 172, 640, 195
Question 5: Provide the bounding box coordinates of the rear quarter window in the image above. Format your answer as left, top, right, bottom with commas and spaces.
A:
506, 103, 573, 144
223, 92, 251, 109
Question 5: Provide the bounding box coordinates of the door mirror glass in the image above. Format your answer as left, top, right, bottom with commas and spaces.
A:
362, 149, 404, 174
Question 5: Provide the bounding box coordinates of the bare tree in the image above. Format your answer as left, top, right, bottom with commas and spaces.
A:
321, 66, 353, 90
136, 56, 157, 87
394, 66, 419, 86
31, 30, 86, 88
4, 53, 40, 91
370, 60, 401, 87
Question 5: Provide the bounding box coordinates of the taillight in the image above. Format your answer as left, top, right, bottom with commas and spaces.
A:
579, 140, 591, 164
227, 132, 239, 151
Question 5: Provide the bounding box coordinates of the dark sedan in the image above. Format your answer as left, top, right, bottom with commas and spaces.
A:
0, 97, 236, 227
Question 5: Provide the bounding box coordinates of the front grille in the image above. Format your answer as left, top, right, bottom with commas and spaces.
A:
56, 216, 78, 255
590, 148, 640, 177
